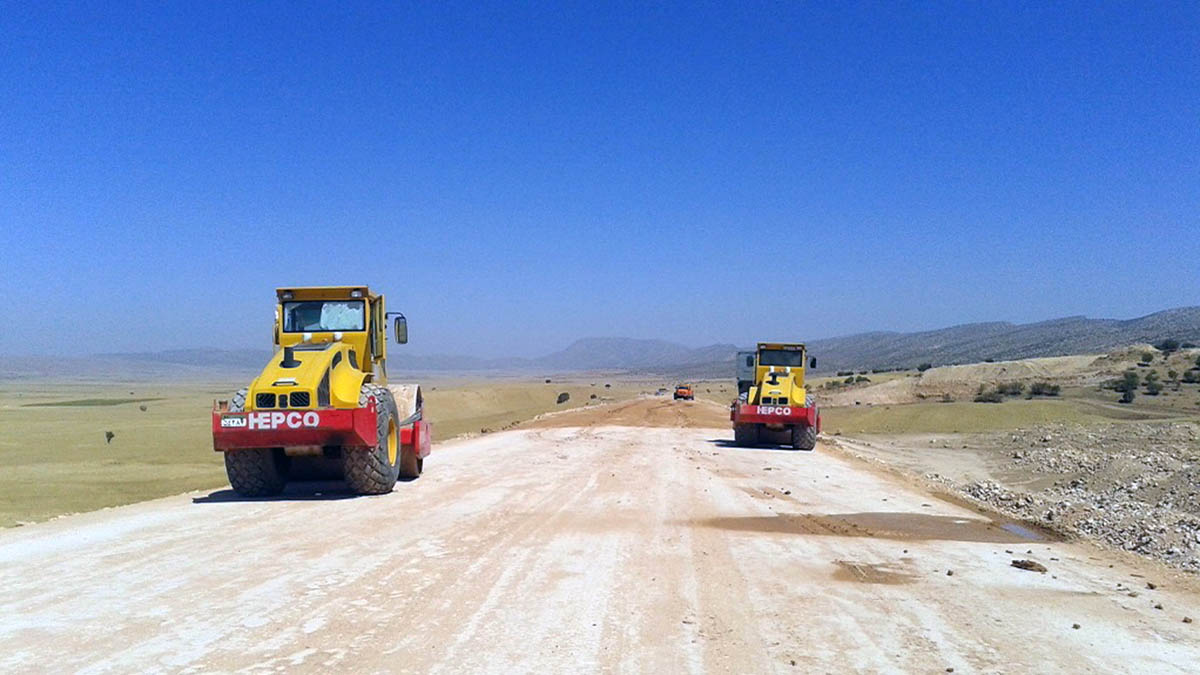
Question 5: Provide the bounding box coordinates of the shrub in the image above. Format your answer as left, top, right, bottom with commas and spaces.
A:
837, 371, 854, 377
1140, 352, 1155, 363
1182, 342, 1197, 349
1144, 370, 1160, 384
996, 382, 1025, 396
556, 392, 570, 404
1145, 380, 1163, 396
1029, 381, 1061, 396
1108, 370, 1141, 393
1183, 370, 1200, 384
974, 388, 1004, 403
917, 363, 933, 372
1196, 355, 1200, 368
1120, 390, 1136, 404
844, 376, 855, 384
984, 358, 995, 363
1155, 339, 1181, 353
1168, 369, 1179, 381
855, 376, 870, 383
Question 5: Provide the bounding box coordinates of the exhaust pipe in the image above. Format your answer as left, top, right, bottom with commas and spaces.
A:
280, 346, 301, 368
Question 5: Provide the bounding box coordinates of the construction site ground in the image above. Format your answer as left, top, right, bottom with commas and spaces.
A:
2, 397, 1198, 672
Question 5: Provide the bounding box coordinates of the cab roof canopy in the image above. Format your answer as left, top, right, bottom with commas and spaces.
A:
275, 286, 378, 301
757, 342, 806, 351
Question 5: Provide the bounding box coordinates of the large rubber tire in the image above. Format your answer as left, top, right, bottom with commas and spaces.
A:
793, 395, 817, 451
733, 424, 758, 447
222, 388, 288, 497
792, 424, 817, 451
225, 449, 288, 496
343, 384, 401, 495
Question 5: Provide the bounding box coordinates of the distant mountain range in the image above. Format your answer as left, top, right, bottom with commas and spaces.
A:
3, 307, 1198, 381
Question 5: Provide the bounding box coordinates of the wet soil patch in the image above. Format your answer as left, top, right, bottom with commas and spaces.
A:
832, 560, 918, 584
694, 511, 1058, 543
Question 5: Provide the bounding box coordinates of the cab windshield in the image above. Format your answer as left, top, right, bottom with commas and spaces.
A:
758, 349, 806, 367
282, 300, 365, 332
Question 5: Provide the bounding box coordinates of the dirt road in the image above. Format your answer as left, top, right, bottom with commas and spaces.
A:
2, 399, 1198, 672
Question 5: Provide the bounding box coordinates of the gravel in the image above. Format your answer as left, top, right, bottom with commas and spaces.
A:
935, 422, 1200, 571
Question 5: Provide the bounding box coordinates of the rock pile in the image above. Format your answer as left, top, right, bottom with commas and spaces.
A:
944, 422, 1200, 571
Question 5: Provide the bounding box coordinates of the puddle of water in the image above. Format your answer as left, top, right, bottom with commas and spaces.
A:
998, 522, 1045, 541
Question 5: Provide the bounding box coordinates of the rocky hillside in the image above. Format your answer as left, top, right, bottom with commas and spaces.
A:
9, 307, 1198, 380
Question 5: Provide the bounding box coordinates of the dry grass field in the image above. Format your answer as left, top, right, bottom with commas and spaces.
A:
0, 376, 653, 527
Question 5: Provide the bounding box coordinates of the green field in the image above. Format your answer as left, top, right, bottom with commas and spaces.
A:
0, 377, 646, 528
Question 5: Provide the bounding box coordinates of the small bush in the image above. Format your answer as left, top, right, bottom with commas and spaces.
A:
996, 382, 1025, 396
837, 370, 854, 377
844, 376, 855, 384
917, 363, 933, 372
1120, 390, 1136, 404
1109, 370, 1141, 393
1183, 370, 1199, 384
1154, 339, 1181, 353
1145, 380, 1163, 396
974, 388, 1004, 403
1168, 369, 1179, 381
1029, 381, 1061, 396
855, 376, 870, 383
1140, 352, 1155, 364
1182, 342, 1197, 349
984, 358, 995, 363
556, 392, 570, 404
1144, 370, 1160, 384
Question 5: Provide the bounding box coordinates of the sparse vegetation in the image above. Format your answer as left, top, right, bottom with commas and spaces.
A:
973, 387, 1004, 403
996, 382, 1025, 396
1154, 339, 1180, 353
23, 398, 162, 408
1028, 381, 1061, 397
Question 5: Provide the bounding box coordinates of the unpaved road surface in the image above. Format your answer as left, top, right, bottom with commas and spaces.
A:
2, 399, 1198, 673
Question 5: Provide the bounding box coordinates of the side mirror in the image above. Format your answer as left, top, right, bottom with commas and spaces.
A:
393, 315, 408, 344
809, 357, 817, 369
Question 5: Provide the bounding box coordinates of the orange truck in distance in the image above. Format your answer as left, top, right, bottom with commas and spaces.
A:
673, 384, 695, 400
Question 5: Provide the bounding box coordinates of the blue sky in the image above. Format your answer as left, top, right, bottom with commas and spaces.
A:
2, 2, 1197, 357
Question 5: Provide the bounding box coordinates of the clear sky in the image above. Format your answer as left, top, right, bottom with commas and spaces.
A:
2, 2, 1197, 357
